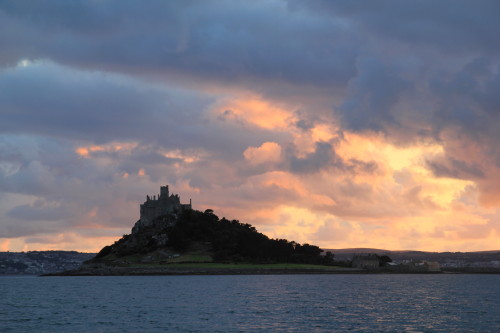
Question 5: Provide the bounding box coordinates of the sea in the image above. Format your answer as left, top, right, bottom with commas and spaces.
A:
1, 274, 499, 332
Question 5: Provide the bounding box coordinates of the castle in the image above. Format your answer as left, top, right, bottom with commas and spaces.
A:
139, 185, 192, 223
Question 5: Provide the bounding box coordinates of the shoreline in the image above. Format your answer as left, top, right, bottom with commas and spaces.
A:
43, 266, 360, 276
41, 265, 500, 276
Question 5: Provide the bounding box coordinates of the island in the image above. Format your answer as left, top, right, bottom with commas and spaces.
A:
46, 185, 500, 276
50, 186, 350, 275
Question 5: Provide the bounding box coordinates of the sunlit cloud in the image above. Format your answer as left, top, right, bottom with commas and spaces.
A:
213, 96, 294, 130
244, 142, 282, 165
1, 0, 499, 252
75, 142, 138, 158
0, 239, 10, 251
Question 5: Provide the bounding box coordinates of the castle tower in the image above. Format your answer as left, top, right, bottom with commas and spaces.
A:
139, 185, 191, 224
160, 185, 169, 201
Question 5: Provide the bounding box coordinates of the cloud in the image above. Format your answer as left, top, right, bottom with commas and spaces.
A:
286, 141, 337, 174
0, 60, 286, 156
243, 142, 282, 166
339, 57, 414, 132
286, 0, 500, 54
0, 0, 359, 90
0, 60, 208, 143
1, 0, 500, 252
427, 157, 485, 180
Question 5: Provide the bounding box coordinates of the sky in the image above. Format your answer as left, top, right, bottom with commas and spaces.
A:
1, 0, 500, 252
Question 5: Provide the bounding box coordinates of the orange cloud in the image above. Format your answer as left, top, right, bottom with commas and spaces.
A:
75, 142, 138, 158
11, 233, 124, 253
0, 239, 10, 251
4, 115, 498, 253
213, 95, 294, 129
161, 149, 204, 164
243, 142, 282, 165
232, 130, 493, 251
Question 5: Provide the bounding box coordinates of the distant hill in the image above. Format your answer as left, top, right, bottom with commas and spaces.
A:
327, 248, 500, 267
0, 251, 95, 275
329, 248, 390, 255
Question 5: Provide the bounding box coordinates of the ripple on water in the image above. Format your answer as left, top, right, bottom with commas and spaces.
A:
0, 274, 499, 332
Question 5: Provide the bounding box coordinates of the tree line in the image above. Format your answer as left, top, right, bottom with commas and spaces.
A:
167, 209, 333, 264
95, 208, 334, 265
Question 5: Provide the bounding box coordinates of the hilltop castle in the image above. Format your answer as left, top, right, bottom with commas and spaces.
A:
139, 185, 192, 223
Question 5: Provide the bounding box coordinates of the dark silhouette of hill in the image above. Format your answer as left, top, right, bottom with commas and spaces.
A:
90, 209, 333, 265
328, 248, 500, 264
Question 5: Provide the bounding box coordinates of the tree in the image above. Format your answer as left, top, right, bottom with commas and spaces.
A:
379, 255, 392, 267
323, 251, 335, 265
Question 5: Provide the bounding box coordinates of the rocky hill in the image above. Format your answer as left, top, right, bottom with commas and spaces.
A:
85, 208, 332, 267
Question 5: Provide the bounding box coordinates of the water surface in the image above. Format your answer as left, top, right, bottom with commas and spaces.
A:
1, 274, 499, 332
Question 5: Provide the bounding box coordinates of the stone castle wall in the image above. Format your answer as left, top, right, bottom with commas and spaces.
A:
139, 185, 191, 223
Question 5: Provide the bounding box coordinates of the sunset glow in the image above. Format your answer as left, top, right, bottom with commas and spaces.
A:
1, 1, 499, 253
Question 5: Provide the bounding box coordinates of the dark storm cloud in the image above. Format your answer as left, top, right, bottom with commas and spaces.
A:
427, 157, 485, 180
0, 135, 166, 237
0, 0, 359, 89
286, 142, 336, 174
4, 0, 496, 145
430, 58, 500, 136
0, 137, 111, 199
0, 62, 200, 143
0, 136, 83, 197
127, 147, 181, 165
348, 159, 378, 174
2, 0, 500, 248
1, 0, 497, 170
339, 57, 414, 132
282, 140, 376, 175
293, 109, 322, 131
0, 61, 285, 156
284, 0, 500, 142
287, 0, 500, 53
7, 200, 72, 221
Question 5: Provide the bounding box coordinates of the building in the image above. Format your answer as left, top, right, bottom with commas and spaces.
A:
351, 254, 380, 269
408, 261, 441, 272
139, 185, 192, 223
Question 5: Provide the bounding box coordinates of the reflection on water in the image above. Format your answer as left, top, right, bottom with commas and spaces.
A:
1, 274, 499, 332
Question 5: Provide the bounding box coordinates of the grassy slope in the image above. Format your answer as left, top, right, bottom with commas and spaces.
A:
126, 262, 343, 270
102, 248, 341, 270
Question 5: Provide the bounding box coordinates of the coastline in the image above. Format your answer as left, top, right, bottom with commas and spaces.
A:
43, 265, 360, 276
42, 265, 500, 276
